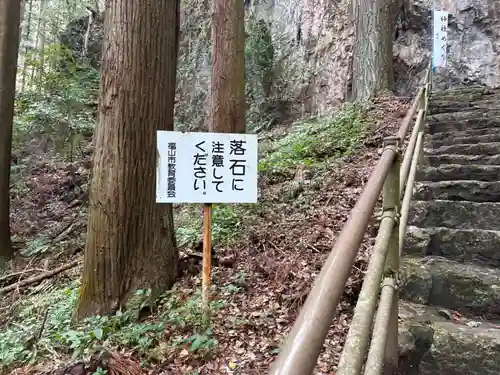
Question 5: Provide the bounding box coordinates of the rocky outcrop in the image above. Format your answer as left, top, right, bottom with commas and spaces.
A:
405, 226, 500, 266
399, 86, 500, 374
409, 200, 500, 229
59, 0, 500, 118
59, 12, 104, 69
399, 301, 500, 375
395, 0, 500, 93
400, 257, 500, 316
254, 0, 500, 99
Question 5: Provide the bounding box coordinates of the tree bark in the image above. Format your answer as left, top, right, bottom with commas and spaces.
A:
35, 0, 45, 89
352, 0, 395, 102
21, 0, 32, 92
210, 0, 246, 133
0, 0, 22, 267
17, 0, 25, 93
76, 0, 179, 319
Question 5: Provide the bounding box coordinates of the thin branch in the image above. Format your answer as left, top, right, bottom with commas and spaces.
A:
0, 259, 80, 295
0, 268, 47, 284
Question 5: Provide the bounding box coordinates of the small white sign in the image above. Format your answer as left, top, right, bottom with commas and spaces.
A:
433, 10, 448, 68
156, 131, 258, 203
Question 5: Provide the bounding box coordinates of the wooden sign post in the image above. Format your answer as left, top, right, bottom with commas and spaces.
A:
156, 131, 258, 328
202, 203, 212, 327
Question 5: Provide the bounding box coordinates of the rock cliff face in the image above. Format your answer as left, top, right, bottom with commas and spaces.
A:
60, 12, 104, 69
252, 0, 500, 99
396, 0, 500, 93
60, 0, 500, 118
250, 0, 354, 114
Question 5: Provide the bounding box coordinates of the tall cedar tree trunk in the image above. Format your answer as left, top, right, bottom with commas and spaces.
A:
76, 0, 179, 319
352, 0, 395, 102
211, 0, 245, 133
0, 0, 21, 267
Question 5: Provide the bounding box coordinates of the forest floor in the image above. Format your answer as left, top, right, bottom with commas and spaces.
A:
0, 97, 409, 375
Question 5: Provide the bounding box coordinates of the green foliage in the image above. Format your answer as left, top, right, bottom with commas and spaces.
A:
175, 204, 247, 248
212, 205, 243, 243
245, 17, 275, 129
259, 104, 366, 180
0, 283, 223, 371
14, 44, 99, 158
173, 329, 217, 355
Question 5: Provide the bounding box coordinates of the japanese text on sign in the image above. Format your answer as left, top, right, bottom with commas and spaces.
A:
432, 10, 448, 68
157, 131, 258, 203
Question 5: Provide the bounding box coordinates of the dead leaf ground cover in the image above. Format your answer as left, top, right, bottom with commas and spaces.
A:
1, 97, 409, 375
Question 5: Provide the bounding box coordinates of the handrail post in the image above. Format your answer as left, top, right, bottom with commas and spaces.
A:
427, 62, 433, 92
419, 85, 426, 110
399, 131, 424, 255
381, 136, 400, 374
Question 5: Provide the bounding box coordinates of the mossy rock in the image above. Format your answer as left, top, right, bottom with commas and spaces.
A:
399, 257, 500, 316
398, 301, 500, 375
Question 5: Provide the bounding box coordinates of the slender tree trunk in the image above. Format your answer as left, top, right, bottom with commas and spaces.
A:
21, 0, 32, 92
35, 0, 45, 89
31, 0, 45, 90
351, 0, 395, 102
210, 0, 246, 133
0, 0, 22, 267
76, 0, 179, 319
17, 0, 25, 93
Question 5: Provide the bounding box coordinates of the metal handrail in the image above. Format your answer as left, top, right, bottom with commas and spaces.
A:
269, 71, 432, 375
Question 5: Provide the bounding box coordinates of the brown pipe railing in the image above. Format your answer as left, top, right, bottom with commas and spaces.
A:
269, 70, 431, 375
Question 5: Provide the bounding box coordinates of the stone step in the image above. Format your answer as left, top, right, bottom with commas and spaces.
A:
430, 127, 500, 141
413, 180, 500, 202
403, 226, 500, 267
429, 88, 500, 102
398, 300, 500, 375
428, 98, 500, 115
430, 85, 488, 98
427, 109, 500, 124
425, 154, 500, 166
431, 91, 500, 101
424, 142, 500, 156
400, 257, 500, 317
409, 200, 500, 230
426, 114, 500, 133
428, 128, 500, 147
417, 164, 500, 182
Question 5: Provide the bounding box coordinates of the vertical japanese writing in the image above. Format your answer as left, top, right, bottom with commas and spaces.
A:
193, 141, 208, 195
439, 15, 448, 62
212, 141, 225, 192
167, 142, 176, 198
433, 11, 448, 68
229, 139, 247, 192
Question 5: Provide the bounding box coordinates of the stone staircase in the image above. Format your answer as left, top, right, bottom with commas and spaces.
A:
397, 86, 500, 375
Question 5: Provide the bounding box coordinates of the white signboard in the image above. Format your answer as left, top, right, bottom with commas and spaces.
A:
433, 10, 448, 68
156, 131, 258, 203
